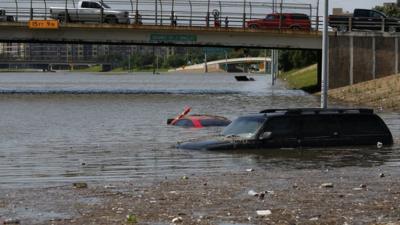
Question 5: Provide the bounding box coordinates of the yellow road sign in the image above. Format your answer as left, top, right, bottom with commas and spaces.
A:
29, 20, 59, 29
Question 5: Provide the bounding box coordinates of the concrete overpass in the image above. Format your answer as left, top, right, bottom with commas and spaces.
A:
172, 57, 271, 73
0, 22, 322, 50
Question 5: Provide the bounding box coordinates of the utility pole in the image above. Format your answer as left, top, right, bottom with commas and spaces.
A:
321, 0, 329, 108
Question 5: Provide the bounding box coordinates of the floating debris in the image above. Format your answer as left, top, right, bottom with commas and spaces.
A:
256, 210, 272, 216
380, 173, 385, 178
172, 216, 183, 223
126, 214, 137, 224
320, 183, 334, 188
73, 182, 88, 189
246, 168, 255, 172
3, 218, 21, 224
377, 142, 383, 149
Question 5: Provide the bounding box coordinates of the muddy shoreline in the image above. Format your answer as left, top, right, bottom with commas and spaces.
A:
1, 164, 399, 225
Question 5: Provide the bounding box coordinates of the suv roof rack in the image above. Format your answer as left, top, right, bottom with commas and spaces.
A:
260, 108, 374, 115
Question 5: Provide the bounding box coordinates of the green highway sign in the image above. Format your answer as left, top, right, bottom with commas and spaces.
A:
150, 34, 197, 42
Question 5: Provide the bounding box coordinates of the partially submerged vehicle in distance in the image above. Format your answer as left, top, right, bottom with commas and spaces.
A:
168, 107, 231, 128
177, 108, 393, 150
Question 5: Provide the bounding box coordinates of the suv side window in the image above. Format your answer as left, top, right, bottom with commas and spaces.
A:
263, 116, 298, 138
301, 115, 339, 137
338, 115, 386, 135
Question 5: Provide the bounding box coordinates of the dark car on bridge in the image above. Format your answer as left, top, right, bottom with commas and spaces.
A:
177, 108, 393, 150
246, 13, 311, 31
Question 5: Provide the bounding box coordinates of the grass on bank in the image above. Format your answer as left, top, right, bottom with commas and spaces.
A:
278, 64, 319, 93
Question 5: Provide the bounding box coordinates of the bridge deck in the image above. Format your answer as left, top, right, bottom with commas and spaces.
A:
0, 22, 322, 49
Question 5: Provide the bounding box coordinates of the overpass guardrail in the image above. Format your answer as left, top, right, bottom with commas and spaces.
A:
0, 0, 323, 31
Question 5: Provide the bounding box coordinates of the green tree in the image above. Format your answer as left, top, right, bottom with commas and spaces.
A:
279, 50, 318, 72
374, 5, 400, 17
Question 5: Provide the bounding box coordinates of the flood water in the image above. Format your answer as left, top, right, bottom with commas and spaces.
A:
0, 72, 399, 188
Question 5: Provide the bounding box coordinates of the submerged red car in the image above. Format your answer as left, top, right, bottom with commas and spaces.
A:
167, 107, 231, 128
246, 13, 311, 31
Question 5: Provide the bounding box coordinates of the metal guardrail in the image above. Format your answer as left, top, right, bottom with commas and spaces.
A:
0, 0, 322, 30
330, 17, 400, 33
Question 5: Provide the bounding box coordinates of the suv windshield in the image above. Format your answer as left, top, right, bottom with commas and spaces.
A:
222, 116, 265, 139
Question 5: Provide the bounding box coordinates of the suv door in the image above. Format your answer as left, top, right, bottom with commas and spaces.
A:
259, 116, 300, 148
299, 115, 341, 147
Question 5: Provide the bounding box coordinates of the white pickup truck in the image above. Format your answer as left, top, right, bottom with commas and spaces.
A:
50, 0, 130, 24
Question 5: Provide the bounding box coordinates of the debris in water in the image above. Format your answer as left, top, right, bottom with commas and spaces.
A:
377, 142, 383, 149
181, 176, 189, 180
73, 182, 88, 189
126, 214, 137, 224
320, 183, 334, 188
256, 210, 272, 216
3, 218, 21, 224
172, 217, 183, 223
248, 190, 258, 196
380, 173, 385, 178
246, 168, 255, 172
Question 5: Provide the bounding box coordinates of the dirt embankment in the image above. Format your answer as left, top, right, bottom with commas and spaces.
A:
328, 74, 400, 110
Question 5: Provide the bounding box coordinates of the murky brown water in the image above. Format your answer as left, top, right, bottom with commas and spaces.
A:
0, 72, 399, 188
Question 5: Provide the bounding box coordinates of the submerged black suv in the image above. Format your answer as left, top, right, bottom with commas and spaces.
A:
177, 108, 393, 150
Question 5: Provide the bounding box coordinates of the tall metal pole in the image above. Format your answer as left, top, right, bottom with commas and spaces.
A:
321, 0, 329, 108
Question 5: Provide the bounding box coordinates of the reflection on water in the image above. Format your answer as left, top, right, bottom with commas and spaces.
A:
0, 72, 398, 188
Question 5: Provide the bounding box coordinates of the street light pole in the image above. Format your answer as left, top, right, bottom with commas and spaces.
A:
321, 0, 329, 108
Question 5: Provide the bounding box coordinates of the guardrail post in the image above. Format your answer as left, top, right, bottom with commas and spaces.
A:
43, 0, 47, 19
381, 18, 385, 32
316, 0, 319, 30
249, 2, 252, 20
349, 17, 352, 31
242, 0, 246, 29
170, 0, 175, 26
189, 0, 192, 27
14, 0, 18, 22
159, 0, 163, 25
64, 0, 68, 24
100, 0, 104, 23
207, 0, 210, 27
30, 0, 33, 20
219, 1, 222, 26
155, 0, 158, 25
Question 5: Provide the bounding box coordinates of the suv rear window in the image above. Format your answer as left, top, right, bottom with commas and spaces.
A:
338, 115, 387, 135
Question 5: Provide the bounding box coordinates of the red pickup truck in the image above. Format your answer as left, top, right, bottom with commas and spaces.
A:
246, 13, 311, 31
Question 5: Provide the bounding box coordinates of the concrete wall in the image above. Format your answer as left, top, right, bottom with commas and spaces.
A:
329, 33, 399, 89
